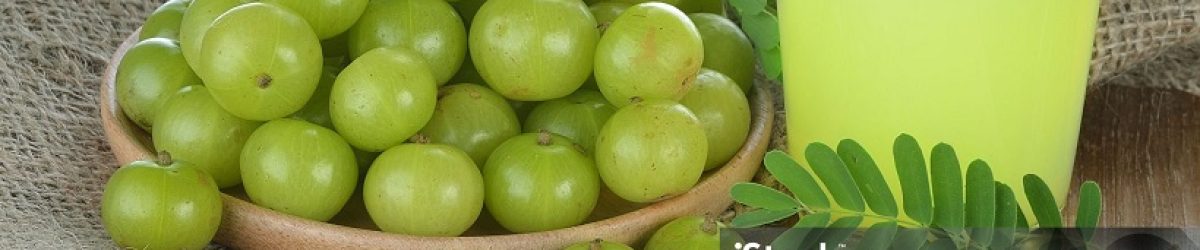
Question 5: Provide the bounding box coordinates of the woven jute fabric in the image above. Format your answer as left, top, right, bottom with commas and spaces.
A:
1090, 0, 1200, 84
0, 0, 1197, 248
1, 0, 157, 248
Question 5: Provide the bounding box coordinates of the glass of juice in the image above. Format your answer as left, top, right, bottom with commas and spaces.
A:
779, 0, 1101, 223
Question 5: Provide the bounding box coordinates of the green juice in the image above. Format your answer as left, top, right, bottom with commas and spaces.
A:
779, 0, 1100, 224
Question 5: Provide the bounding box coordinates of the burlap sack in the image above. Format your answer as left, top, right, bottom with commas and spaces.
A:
0, 0, 1196, 248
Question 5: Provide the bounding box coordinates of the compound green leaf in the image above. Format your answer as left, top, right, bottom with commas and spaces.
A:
838, 139, 899, 217
732, 182, 800, 211
992, 183, 1018, 249
805, 143, 865, 212
893, 134, 933, 225
1023, 174, 1062, 227
930, 143, 964, 229
1076, 181, 1102, 241
965, 160, 996, 247
764, 150, 830, 210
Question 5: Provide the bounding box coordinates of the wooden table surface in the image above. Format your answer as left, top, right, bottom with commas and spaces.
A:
1064, 85, 1200, 227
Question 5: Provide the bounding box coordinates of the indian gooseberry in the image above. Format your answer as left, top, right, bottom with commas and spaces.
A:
197, 2, 323, 121
484, 132, 600, 233
101, 153, 222, 250
153, 85, 261, 188
644, 215, 724, 250
594, 3, 703, 107
259, 0, 369, 39
240, 119, 358, 222
363, 142, 484, 236
470, 0, 598, 101
595, 99, 707, 203
115, 38, 201, 131
418, 83, 521, 166
690, 13, 756, 92
589, 1, 631, 34
347, 0, 465, 84
523, 90, 616, 153
330, 46, 438, 152
680, 69, 751, 170
139, 0, 189, 41
179, 0, 254, 72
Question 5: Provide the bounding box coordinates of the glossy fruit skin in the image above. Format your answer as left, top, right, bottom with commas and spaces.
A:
644, 216, 722, 250
595, 3, 703, 107
348, 0, 465, 85
589, 1, 631, 34
680, 69, 750, 170
330, 47, 438, 152
198, 3, 323, 121
179, 0, 253, 72
116, 38, 201, 131
363, 144, 484, 236
523, 90, 616, 153
260, 0, 369, 39
563, 239, 635, 250
240, 119, 357, 221
690, 13, 756, 92
595, 99, 707, 202
153, 86, 261, 188
139, 0, 189, 41
288, 66, 338, 129
418, 84, 520, 166
101, 158, 222, 250
470, 0, 598, 101
484, 133, 600, 233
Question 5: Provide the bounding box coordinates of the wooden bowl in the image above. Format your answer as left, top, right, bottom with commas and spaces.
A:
100, 30, 776, 249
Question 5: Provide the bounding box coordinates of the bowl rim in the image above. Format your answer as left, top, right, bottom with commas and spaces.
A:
99, 29, 776, 249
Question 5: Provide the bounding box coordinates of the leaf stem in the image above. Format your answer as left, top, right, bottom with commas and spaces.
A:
800, 207, 925, 228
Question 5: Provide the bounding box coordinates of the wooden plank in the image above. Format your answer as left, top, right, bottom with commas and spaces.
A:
1064, 85, 1200, 227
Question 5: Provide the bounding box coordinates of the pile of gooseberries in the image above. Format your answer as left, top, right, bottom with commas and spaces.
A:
104, 0, 754, 248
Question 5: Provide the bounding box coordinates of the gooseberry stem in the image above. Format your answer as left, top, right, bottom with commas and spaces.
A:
589, 239, 603, 250
256, 73, 272, 89
701, 215, 719, 235
156, 151, 173, 166
410, 134, 431, 144
537, 130, 553, 146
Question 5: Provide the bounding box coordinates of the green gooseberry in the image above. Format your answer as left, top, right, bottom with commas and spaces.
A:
153, 85, 261, 188
115, 38, 201, 131
484, 132, 600, 233
418, 83, 520, 166
680, 69, 750, 170
690, 13, 756, 92
523, 90, 616, 153
239, 119, 357, 222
